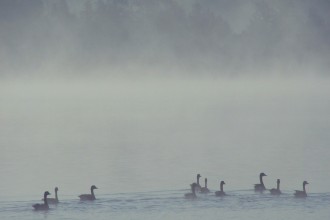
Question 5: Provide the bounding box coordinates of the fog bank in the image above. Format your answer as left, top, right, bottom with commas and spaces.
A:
0, 0, 329, 78
1, 77, 330, 196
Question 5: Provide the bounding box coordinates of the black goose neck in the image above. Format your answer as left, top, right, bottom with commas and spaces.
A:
197, 176, 200, 185
44, 193, 48, 206
259, 175, 264, 186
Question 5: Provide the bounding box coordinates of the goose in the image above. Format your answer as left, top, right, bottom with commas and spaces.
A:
79, 185, 98, 200
254, 172, 267, 192
185, 183, 198, 199
270, 179, 281, 195
200, 178, 210, 193
43, 187, 59, 204
33, 191, 50, 211
215, 181, 226, 196
294, 181, 309, 198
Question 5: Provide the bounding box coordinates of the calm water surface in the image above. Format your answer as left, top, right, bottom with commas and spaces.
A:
1, 190, 330, 219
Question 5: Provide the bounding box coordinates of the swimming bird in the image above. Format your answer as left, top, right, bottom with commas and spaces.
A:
254, 172, 267, 192
43, 187, 59, 204
33, 191, 50, 211
294, 181, 309, 198
79, 185, 98, 200
270, 179, 281, 195
200, 178, 210, 193
185, 183, 198, 199
215, 181, 226, 197
194, 174, 202, 191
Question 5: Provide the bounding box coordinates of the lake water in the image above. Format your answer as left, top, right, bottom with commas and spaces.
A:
1, 190, 330, 220
1, 77, 330, 219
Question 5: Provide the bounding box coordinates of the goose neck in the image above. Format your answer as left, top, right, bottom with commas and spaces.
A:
44, 193, 48, 206
260, 175, 264, 186
220, 183, 224, 192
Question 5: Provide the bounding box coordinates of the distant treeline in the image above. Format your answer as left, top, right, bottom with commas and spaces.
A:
0, 0, 329, 76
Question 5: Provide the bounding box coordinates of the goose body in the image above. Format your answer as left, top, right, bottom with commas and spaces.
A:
254, 173, 267, 192
270, 179, 281, 195
294, 181, 308, 198
215, 181, 226, 197
200, 178, 210, 193
185, 183, 198, 199
43, 187, 59, 204
79, 185, 98, 200
33, 191, 50, 211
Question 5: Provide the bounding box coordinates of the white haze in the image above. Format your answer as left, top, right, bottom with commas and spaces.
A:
0, 0, 330, 199
1, 77, 330, 198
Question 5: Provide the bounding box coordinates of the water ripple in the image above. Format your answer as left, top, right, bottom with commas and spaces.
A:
1, 190, 330, 220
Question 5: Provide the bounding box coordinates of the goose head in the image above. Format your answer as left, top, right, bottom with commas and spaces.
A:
91, 185, 98, 190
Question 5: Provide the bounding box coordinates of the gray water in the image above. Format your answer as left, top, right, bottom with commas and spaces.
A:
1, 190, 330, 220
1, 77, 330, 219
